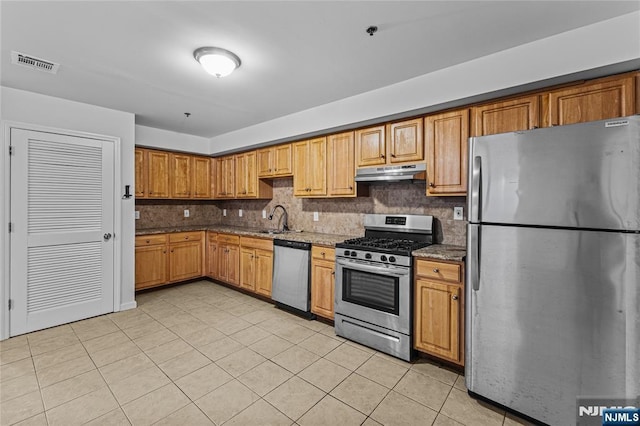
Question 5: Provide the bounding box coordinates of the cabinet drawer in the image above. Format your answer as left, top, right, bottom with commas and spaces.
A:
416, 260, 461, 283
218, 233, 240, 244
312, 246, 335, 262
135, 234, 167, 247
169, 231, 203, 243
240, 236, 273, 252
207, 232, 218, 243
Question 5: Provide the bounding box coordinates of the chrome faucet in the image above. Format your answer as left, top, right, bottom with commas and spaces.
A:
268, 204, 289, 232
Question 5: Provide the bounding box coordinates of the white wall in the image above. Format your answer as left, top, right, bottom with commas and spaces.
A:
209, 11, 640, 154
136, 125, 210, 154
0, 87, 136, 339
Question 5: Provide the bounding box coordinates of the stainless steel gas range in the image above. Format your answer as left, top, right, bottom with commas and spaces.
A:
334, 214, 433, 361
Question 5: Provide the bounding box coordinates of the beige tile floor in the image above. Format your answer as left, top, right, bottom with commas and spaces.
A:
0, 280, 534, 426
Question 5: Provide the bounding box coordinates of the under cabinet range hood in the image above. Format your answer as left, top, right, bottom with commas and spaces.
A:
354, 163, 426, 183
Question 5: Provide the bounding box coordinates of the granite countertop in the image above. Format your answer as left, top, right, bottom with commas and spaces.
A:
137, 226, 466, 260
412, 244, 466, 262
135, 225, 354, 247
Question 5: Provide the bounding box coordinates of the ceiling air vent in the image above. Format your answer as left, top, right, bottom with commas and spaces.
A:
11, 51, 60, 74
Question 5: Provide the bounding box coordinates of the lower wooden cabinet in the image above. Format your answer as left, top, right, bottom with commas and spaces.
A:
218, 234, 240, 286
414, 258, 464, 365
311, 246, 335, 319
206, 232, 219, 279
135, 232, 203, 290
135, 235, 168, 290
239, 237, 273, 296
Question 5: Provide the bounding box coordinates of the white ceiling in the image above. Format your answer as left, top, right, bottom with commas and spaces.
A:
2, 1, 638, 139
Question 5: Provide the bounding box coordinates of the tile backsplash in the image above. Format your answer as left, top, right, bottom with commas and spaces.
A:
135, 178, 467, 246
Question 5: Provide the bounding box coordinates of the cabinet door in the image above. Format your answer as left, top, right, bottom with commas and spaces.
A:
227, 245, 240, 286
240, 247, 256, 291
207, 240, 218, 279
257, 148, 273, 177
214, 157, 226, 198
244, 151, 258, 197
425, 109, 469, 196
355, 125, 386, 167
273, 144, 293, 176
193, 156, 212, 199
147, 150, 170, 198
543, 74, 636, 127
235, 153, 248, 197
388, 118, 424, 164
218, 244, 229, 281
311, 259, 335, 319
414, 279, 461, 362
293, 141, 309, 196
170, 153, 192, 198
135, 245, 167, 290
328, 131, 355, 197
134, 148, 147, 198
224, 156, 236, 198
169, 241, 202, 282
307, 137, 327, 196
471, 95, 540, 137
255, 249, 273, 297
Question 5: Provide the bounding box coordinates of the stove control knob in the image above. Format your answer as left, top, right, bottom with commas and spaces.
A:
343, 250, 351, 256
351, 251, 357, 257
365, 253, 372, 259
380, 255, 387, 262
388, 256, 396, 263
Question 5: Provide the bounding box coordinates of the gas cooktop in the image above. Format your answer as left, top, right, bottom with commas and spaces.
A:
336, 237, 431, 256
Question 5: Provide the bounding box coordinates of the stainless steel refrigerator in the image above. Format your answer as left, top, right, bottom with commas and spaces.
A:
466, 116, 640, 425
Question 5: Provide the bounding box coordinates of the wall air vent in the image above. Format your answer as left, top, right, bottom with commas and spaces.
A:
11, 51, 60, 74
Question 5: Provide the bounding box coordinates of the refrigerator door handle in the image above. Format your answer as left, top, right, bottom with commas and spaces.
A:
470, 156, 482, 223
468, 224, 480, 291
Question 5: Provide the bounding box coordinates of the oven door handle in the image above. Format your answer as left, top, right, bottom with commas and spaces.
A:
336, 258, 409, 277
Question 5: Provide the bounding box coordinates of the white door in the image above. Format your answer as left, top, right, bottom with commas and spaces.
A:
9, 128, 115, 336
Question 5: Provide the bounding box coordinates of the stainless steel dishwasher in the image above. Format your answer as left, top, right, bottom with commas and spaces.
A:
271, 239, 313, 318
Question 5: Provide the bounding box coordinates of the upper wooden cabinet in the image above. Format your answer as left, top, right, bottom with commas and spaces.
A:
170, 153, 192, 198
425, 109, 469, 196
192, 156, 212, 199
257, 144, 293, 178
327, 131, 356, 197
147, 150, 171, 198
136, 148, 212, 200
471, 94, 540, 137
293, 137, 327, 197
235, 151, 273, 199
214, 155, 235, 199
355, 118, 424, 168
542, 73, 637, 127
134, 148, 147, 198
355, 125, 386, 167
388, 118, 424, 164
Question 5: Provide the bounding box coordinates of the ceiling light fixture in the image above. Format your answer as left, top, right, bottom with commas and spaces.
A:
194, 47, 241, 78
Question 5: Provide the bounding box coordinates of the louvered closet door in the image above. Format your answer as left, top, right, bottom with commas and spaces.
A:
10, 129, 115, 336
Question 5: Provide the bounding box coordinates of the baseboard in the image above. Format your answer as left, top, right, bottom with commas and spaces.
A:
119, 301, 137, 311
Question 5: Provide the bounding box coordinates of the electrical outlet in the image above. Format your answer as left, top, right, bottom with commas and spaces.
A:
262, 210, 267, 219
313, 211, 319, 222
223, 209, 227, 217
183, 209, 190, 218
135, 211, 140, 220
239, 209, 243, 217
453, 206, 464, 221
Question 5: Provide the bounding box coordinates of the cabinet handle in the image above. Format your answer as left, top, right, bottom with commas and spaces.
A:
349, 186, 353, 190
171, 249, 174, 253
391, 153, 396, 158
146, 239, 150, 243
433, 268, 439, 273
452, 294, 459, 300
274, 168, 278, 171
185, 236, 189, 240
429, 182, 436, 188
321, 252, 325, 257
380, 154, 385, 159
163, 250, 166, 254
331, 271, 335, 276
149, 191, 153, 194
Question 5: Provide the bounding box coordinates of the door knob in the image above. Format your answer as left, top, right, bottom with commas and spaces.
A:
103, 233, 112, 241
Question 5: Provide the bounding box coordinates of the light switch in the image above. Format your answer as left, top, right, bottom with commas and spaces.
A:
135, 211, 140, 220
262, 210, 267, 219
239, 209, 243, 217
223, 209, 227, 217
313, 212, 319, 222
184, 209, 190, 218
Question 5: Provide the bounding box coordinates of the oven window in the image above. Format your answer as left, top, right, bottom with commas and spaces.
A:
342, 269, 399, 315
